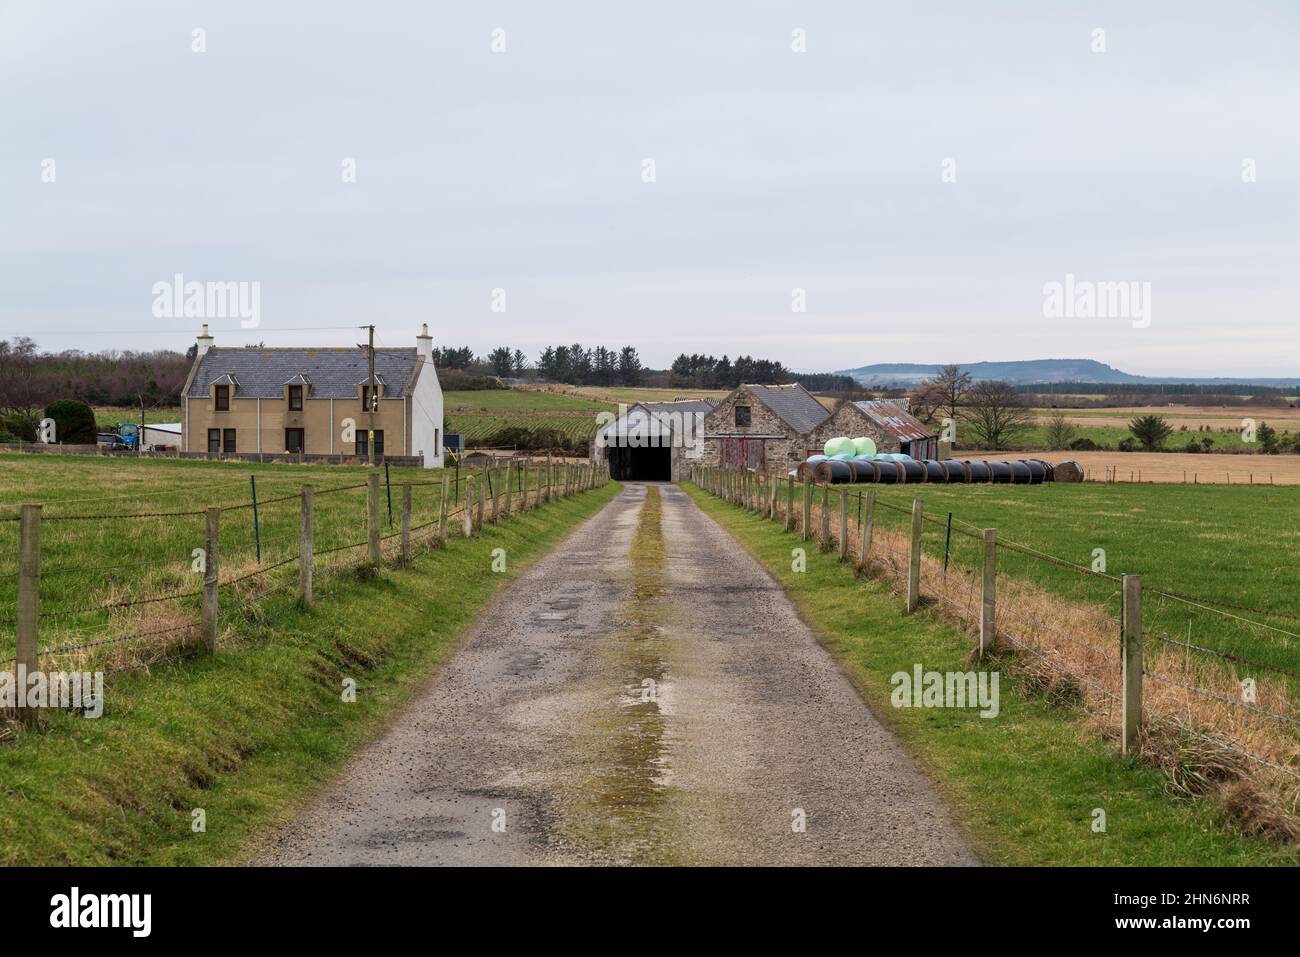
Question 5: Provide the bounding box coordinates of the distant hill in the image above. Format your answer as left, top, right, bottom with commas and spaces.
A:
835, 359, 1300, 388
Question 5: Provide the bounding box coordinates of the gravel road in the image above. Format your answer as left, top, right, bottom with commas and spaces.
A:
254, 482, 977, 866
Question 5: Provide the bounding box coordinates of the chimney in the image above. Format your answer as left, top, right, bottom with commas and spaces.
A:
416, 322, 433, 364
196, 323, 214, 358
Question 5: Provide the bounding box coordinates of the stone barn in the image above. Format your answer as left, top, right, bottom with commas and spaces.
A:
811, 399, 939, 459
594, 399, 716, 482
701, 383, 832, 474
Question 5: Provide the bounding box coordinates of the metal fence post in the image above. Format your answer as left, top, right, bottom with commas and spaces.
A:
906, 499, 923, 612
203, 506, 220, 652
400, 483, 412, 565
504, 460, 514, 516
367, 471, 381, 567
476, 467, 486, 525
1122, 574, 1143, 755
980, 528, 997, 657
16, 504, 41, 725
299, 485, 313, 606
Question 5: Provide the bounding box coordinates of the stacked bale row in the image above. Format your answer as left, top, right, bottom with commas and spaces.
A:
800, 457, 1069, 485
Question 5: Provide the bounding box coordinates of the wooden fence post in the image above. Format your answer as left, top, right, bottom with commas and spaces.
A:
906, 499, 923, 612
819, 484, 830, 550
520, 460, 529, 510
464, 477, 474, 538
801, 479, 812, 541
400, 483, 412, 565
439, 472, 450, 544
203, 506, 220, 653
980, 528, 996, 657
16, 504, 41, 725
503, 460, 514, 516
859, 490, 875, 564
367, 472, 381, 567
785, 476, 795, 532
476, 467, 486, 526
299, 485, 313, 605
838, 488, 848, 561
493, 465, 504, 521
1122, 574, 1143, 755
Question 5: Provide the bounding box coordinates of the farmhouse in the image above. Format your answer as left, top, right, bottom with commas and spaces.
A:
594, 399, 717, 481
812, 399, 940, 460
180, 324, 445, 467
701, 383, 832, 472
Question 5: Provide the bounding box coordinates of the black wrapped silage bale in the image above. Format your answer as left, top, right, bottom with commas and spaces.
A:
1019, 460, 1047, 484
941, 460, 970, 483
923, 460, 947, 482
964, 460, 991, 483
849, 457, 879, 483
875, 460, 902, 484
899, 460, 926, 483
987, 461, 1013, 483
1009, 461, 1033, 484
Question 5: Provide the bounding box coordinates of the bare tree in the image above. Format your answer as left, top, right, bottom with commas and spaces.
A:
963, 380, 1034, 450
1044, 411, 1078, 450
911, 363, 970, 429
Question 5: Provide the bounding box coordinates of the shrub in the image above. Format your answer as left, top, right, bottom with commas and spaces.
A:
1117, 438, 1137, 452
1069, 437, 1099, 451
43, 399, 98, 445
437, 368, 507, 392
0, 414, 37, 442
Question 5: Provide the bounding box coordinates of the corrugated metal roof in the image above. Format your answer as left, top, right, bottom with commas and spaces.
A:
186, 347, 422, 399
744, 384, 831, 433
599, 400, 715, 443
853, 400, 936, 442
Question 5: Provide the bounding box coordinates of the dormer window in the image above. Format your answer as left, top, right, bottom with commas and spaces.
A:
211, 373, 238, 412
359, 376, 386, 412
288, 385, 303, 411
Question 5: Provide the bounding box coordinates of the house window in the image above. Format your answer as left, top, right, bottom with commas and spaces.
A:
215, 385, 230, 411
288, 384, 303, 411
361, 385, 381, 411
208, 429, 221, 455
223, 429, 236, 453
357, 429, 385, 458
734, 405, 752, 427
285, 428, 305, 454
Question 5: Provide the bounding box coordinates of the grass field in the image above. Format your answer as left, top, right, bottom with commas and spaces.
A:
846, 480, 1300, 676
93, 406, 183, 429
685, 484, 1298, 864
0, 452, 542, 664
0, 470, 619, 865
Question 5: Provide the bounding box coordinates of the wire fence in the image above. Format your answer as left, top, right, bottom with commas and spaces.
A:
1, 459, 609, 717
694, 465, 1300, 799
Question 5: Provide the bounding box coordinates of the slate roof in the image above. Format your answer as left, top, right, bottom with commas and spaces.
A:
744, 384, 831, 434
186, 347, 423, 399
853, 400, 936, 442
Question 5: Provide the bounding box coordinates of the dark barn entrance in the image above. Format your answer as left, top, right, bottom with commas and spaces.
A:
608, 443, 671, 481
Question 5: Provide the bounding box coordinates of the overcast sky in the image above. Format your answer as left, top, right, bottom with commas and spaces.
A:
2, 1, 1296, 376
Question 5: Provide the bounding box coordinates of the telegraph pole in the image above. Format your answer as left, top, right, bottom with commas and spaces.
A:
366, 324, 376, 467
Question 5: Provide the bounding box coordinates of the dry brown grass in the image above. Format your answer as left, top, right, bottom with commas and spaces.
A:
728, 477, 1300, 839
